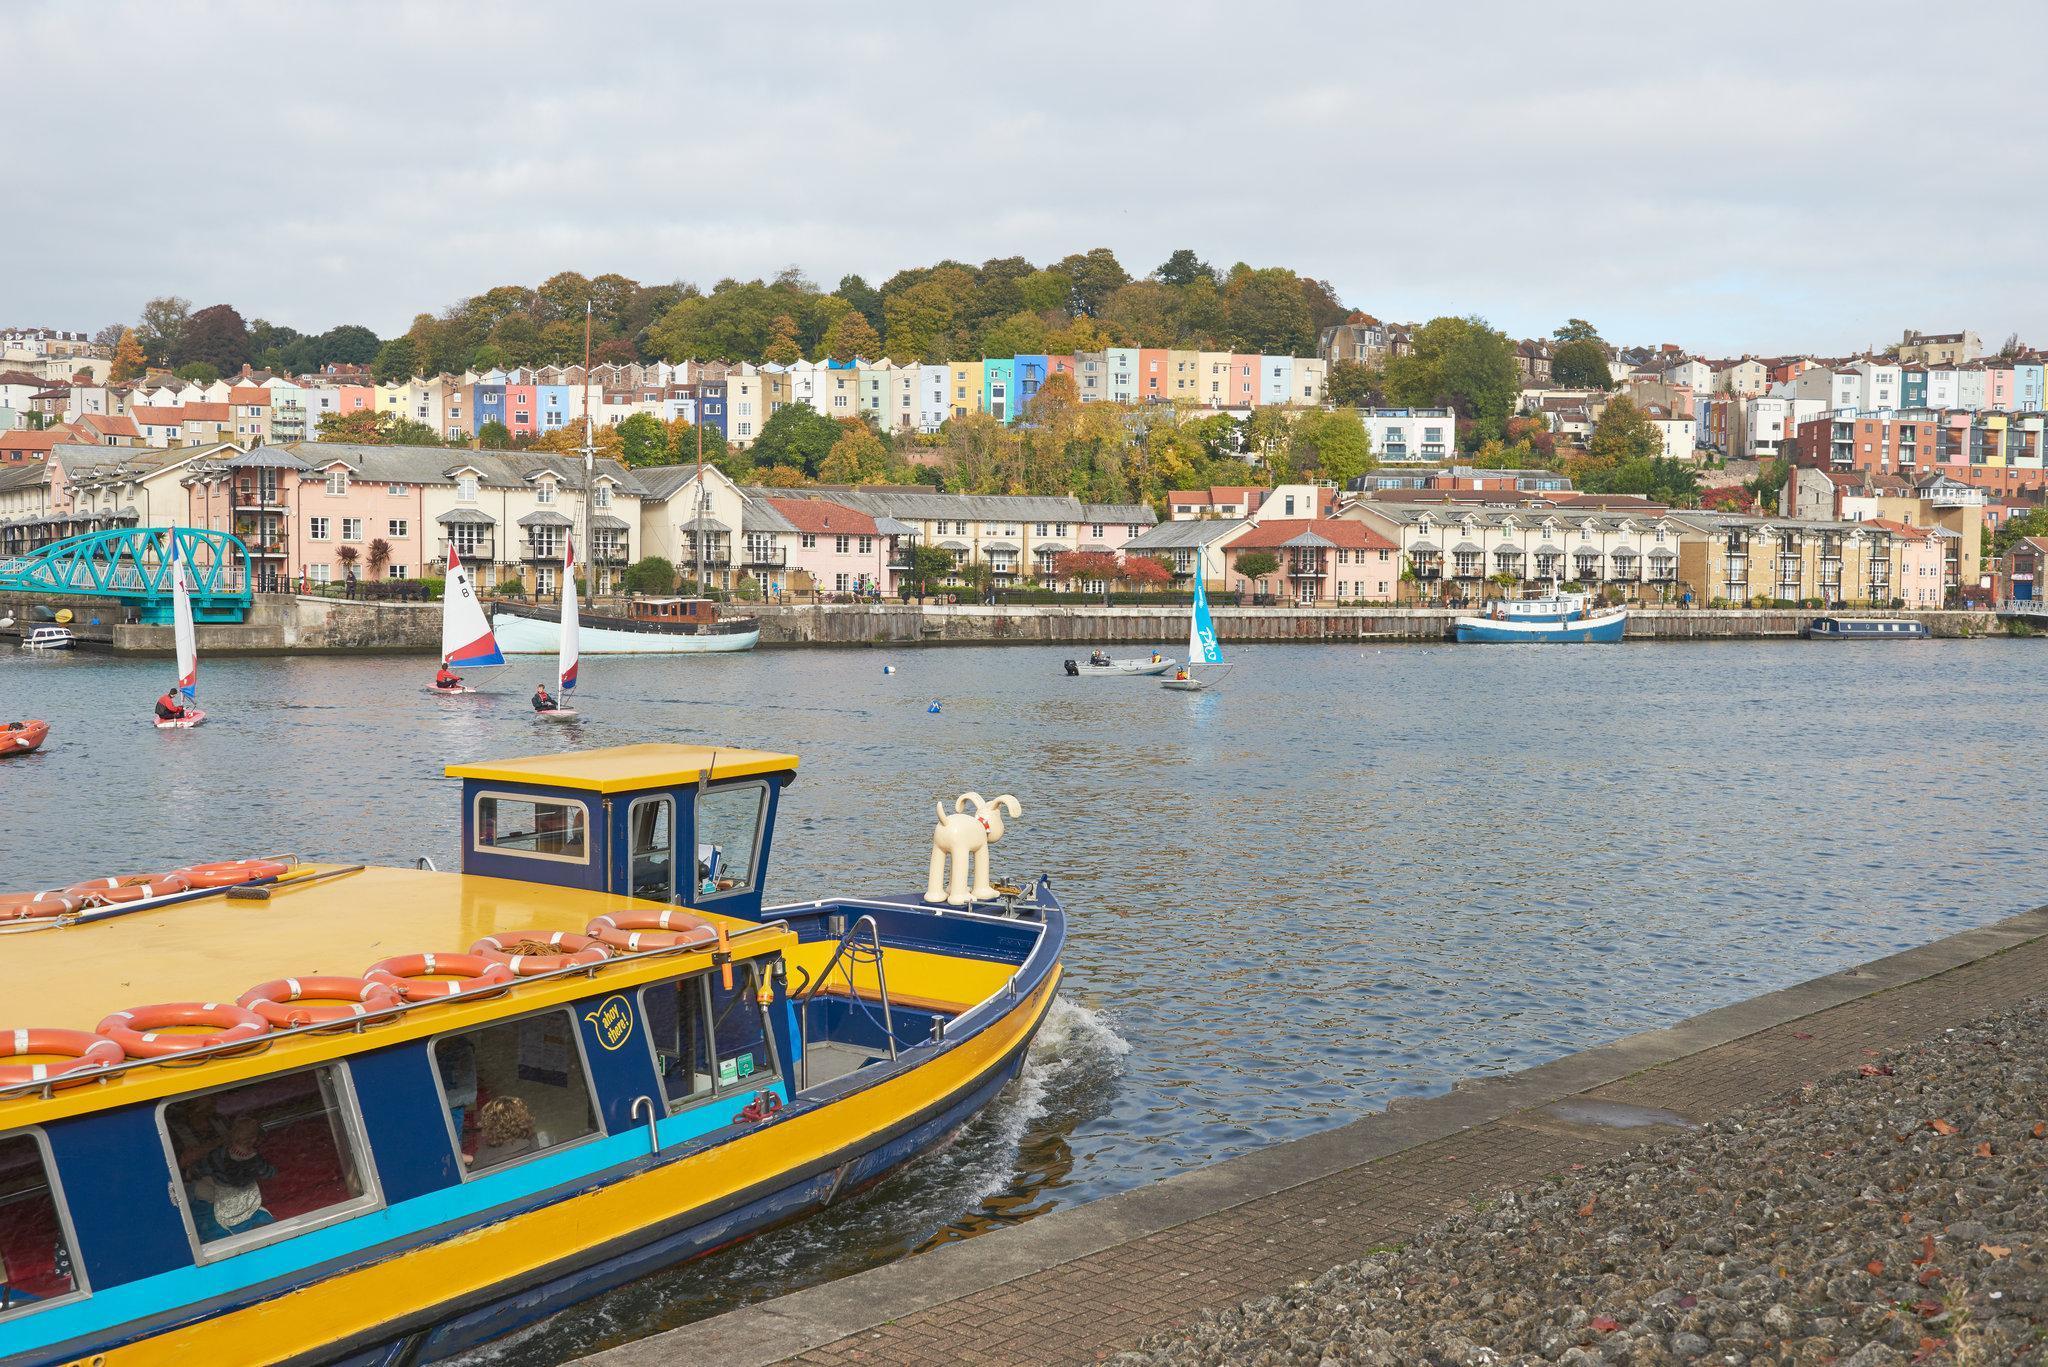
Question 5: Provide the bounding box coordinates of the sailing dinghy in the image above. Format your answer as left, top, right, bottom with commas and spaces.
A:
432, 544, 505, 695
1162, 570, 1229, 691
155, 535, 206, 728
538, 535, 580, 720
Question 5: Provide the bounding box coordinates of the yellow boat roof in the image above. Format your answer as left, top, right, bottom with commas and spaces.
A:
445, 741, 799, 793
2, 864, 782, 1033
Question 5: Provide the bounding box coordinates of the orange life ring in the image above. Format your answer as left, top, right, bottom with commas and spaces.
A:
0, 889, 85, 922
236, 977, 400, 1028
64, 872, 192, 907
0, 1028, 125, 1087
470, 932, 610, 975
365, 953, 515, 1001
171, 859, 291, 890
585, 908, 719, 953
97, 1002, 269, 1059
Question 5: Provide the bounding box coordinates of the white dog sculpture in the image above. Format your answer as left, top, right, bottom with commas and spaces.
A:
924, 792, 1021, 906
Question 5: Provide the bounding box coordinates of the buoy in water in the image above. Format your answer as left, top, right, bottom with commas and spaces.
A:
882, 665, 896, 674
926, 699, 941, 714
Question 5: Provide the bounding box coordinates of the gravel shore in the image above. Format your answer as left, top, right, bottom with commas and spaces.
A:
1125, 998, 2047, 1365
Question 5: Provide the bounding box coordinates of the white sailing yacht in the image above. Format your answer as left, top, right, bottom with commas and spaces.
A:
1162, 571, 1229, 691
155, 534, 206, 728
432, 544, 505, 694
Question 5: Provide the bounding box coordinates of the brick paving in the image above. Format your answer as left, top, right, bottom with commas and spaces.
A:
773, 932, 2048, 1366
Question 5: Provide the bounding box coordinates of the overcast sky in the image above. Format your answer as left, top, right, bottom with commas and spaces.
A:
13, 2, 2047, 355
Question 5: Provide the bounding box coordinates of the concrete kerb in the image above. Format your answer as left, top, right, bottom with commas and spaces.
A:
576, 904, 2048, 1367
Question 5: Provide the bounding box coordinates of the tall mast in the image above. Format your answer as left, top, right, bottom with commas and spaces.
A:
580, 300, 594, 597
695, 397, 705, 590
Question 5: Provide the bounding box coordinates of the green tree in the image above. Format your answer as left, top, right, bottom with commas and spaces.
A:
1286, 409, 1374, 486
1991, 505, 2048, 558
315, 409, 440, 446
174, 361, 220, 384
136, 295, 190, 367
978, 311, 1049, 358
908, 543, 956, 598
1553, 319, 1601, 343
1585, 395, 1661, 465
621, 556, 677, 596
1054, 248, 1130, 316
1325, 359, 1377, 408
751, 404, 842, 476
1222, 265, 1315, 354
1383, 316, 1521, 445
667, 418, 732, 473
818, 423, 893, 484
477, 420, 512, 449
615, 412, 669, 467
1550, 338, 1613, 390
834, 274, 884, 331
1154, 249, 1216, 287
316, 324, 381, 366
371, 336, 419, 384
821, 310, 882, 362
1234, 550, 1279, 581
884, 279, 960, 361
762, 314, 802, 365
385, 416, 441, 446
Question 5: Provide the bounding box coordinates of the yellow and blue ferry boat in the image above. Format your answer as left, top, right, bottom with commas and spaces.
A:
0, 743, 1065, 1365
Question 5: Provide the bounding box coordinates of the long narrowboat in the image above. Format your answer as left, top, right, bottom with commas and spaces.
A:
1805, 615, 1930, 640
0, 743, 1064, 1365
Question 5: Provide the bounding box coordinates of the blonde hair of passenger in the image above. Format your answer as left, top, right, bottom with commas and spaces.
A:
478, 1095, 536, 1148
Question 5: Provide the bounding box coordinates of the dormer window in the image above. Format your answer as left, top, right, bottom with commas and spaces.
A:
593, 484, 612, 509
536, 481, 556, 505
458, 475, 478, 503
326, 470, 349, 496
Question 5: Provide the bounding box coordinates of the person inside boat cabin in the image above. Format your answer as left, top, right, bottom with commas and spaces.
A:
167, 1093, 229, 1174
154, 683, 186, 722
435, 663, 463, 691
531, 683, 558, 712
1089, 650, 1110, 666
187, 1116, 277, 1243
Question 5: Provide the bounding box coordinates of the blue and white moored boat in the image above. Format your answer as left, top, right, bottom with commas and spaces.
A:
1456, 596, 1627, 644
1807, 616, 1930, 640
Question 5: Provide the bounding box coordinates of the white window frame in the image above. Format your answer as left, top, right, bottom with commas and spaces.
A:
153, 1062, 384, 1265
0, 1127, 89, 1323
427, 1006, 605, 1182
471, 790, 593, 867
388, 519, 409, 539
325, 470, 348, 496
692, 779, 769, 902
308, 516, 330, 541
341, 517, 362, 542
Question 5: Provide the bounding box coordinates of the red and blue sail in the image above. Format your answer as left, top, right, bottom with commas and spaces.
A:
441, 544, 506, 667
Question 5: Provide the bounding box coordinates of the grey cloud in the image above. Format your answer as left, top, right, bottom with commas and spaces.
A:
11, 0, 2048, 354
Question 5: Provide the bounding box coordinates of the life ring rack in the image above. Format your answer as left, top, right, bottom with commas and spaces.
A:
96, 1002, 271, 1060
0, 1029, 125, 1087
365, 953, 516, 1001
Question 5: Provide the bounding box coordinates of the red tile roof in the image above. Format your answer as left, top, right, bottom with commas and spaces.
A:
76, 413, 139, 438
0, 429, 65, 456
1228, 518, 1397, 551
229, 386, 271, 405
763, 496, 877, 536
133, 402, 231, 424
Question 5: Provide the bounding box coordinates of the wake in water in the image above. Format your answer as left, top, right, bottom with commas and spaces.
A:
458, 994, 1129, 1366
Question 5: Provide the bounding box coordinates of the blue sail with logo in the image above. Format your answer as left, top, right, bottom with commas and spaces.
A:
1164, 571, 1228, 689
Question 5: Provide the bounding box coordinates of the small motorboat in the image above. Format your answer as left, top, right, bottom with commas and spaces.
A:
153, 709, 206, 730
3, 719, 49, 755
22, 626, 74, 651
1072, 650, 1174, 676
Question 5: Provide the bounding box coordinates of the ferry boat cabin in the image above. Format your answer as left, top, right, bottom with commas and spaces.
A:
0, 744, 1063, 1365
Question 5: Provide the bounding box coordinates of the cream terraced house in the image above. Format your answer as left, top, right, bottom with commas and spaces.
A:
1672, 512, 1909, 607
1343, 500, 1690, 600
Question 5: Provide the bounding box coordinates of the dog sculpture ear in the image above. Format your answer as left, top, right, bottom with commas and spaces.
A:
955, 792, 987, 814
992, 795, 1021, 817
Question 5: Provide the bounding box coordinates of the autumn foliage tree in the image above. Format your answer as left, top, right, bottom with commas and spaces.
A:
109, 328, 146, 382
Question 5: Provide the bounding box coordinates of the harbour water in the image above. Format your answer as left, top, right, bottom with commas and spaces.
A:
4, 640, 2041, 1362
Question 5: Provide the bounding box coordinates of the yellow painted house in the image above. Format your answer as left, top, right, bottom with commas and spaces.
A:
948, 360, 985, 420
1167, 350, 1199, 403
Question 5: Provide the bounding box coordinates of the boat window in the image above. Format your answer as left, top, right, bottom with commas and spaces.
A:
0, 1130, 85, 1319
432, 1010, 598, 1177
640, 975, 714, 1111
159, 1065, 379, 1259
711, 962, 779, 1091
628, 796, 675, 902
474, 792, 589, 864
694, 782, 766, 899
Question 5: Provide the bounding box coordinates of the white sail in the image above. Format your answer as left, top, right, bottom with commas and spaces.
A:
170, 533, 198, 705
442, 544, 505, 667
559, 534, 580, 696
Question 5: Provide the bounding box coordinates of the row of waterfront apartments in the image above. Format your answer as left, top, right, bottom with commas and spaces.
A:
1, 350, 1329, 455
0, 443, 1960, 611
0, 443, 1153, 599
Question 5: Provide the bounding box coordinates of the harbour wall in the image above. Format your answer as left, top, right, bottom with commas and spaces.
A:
1, 595, 2017, 653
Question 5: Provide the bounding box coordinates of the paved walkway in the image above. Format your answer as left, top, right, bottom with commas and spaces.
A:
580, 906, 2048, 1367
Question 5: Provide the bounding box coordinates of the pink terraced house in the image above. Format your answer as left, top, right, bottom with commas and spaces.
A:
764, 496, 897, 595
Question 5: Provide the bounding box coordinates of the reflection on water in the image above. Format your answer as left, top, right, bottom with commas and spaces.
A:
4, 640, 2041, 1359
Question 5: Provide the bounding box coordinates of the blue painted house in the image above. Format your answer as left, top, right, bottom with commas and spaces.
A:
1900, 367, 1927, 410
473, 381, 507, 433
1012, 355, 1048, 421
538, 384, 574, 434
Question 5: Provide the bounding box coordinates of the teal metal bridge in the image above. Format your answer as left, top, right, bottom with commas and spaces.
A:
0, 527, 253, 624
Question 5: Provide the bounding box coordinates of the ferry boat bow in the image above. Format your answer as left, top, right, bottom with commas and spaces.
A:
0, 742, 1064, 1365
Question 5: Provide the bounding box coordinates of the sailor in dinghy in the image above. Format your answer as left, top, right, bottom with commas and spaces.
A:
153, 533, 207, 728
432, 545, 505, 695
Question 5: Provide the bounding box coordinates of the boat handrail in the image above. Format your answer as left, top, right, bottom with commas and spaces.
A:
794, 914, 897, 1090
0, 917, 793, 1103
629, 1094, 660, 1154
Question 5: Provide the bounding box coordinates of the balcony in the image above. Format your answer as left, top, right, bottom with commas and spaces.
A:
523, 542, 565, 564
742, 546, 788, 568
441, 538, 496, 563
233, 486, 287, 511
